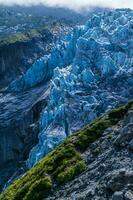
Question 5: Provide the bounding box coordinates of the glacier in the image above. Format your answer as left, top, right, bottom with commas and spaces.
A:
9, 26, 83, 92
8, 9, 133, 168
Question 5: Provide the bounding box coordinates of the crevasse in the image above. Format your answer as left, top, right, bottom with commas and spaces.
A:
9, 26, 83, 92
9, 9, 133, 168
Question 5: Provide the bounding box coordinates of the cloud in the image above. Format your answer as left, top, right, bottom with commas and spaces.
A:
1, 0, 133, 10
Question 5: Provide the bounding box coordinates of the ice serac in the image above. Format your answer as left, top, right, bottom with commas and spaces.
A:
9, 26, 82, 92
10, 9, 133, 168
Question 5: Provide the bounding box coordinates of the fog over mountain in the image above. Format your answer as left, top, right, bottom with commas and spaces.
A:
1, 0, 133, 10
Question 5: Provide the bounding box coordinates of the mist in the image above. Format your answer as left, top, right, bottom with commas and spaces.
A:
1, 0, 133, 11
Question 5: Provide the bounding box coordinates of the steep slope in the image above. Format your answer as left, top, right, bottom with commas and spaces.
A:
0, 28, 53, 88
0, 10, 72, 190
1, 8, 133, 193
48, 101, 133, 200
0, 7, 73, 189
8, 8, 133, 168
0, 7, 72, 88
0, 100, 133, 200
0, 83, 50, 191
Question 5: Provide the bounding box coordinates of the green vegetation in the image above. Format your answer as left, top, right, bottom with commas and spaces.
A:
57, 160, 86, 184
107, 134, 113, 140
92, 147, 101, 156
0, 27, 48, 47
1, 100, 133, 200
23, 176, 52, 200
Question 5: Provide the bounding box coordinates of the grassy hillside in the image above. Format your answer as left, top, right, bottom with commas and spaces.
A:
1, 100, 133, 200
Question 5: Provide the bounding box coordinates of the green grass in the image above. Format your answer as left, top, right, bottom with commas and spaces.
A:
0, 100, 133, 200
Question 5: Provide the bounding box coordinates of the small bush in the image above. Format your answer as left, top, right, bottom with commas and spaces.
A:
23, 176, 52, 200
1, 100, 132, 200
108, 106, 127, 120
57, 161, 86, 184
13, 182, 31, 200
75, 118, 112, 151
53, 154, 82, 179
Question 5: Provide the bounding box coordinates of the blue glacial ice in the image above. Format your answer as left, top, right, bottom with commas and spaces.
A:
9, 26, 83, 92
9, 9, 133, 168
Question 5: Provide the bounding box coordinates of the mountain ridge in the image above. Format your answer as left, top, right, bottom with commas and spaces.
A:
1, 100, 133, 200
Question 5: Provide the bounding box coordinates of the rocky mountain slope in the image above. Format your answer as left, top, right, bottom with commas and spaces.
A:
47, 104, 133, 200
1, 7, 133, 199
1, 100, 133, 200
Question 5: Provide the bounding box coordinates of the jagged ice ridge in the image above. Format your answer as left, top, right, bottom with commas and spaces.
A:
9, 9, 133, 168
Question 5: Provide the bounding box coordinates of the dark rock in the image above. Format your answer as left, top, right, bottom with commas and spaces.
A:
0, 30, 53, 89
119, 169, 126, 176
129, 140, 133, 152
0, 83, 49, 191
124, 191, 133, 200
112, 191, 123, 200
114, 123, 133, 147
108, 170, 133, 193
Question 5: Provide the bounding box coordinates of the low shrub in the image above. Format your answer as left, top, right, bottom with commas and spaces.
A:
23, 176, 52, 200
1, 101, 133, 200
57, 160, 86, 184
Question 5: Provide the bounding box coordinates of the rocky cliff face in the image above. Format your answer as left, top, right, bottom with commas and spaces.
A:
0, 29, 53, 89
0, 83, 50, 190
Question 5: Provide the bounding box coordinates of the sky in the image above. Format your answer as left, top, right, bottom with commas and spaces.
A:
1, 0, 133, 10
